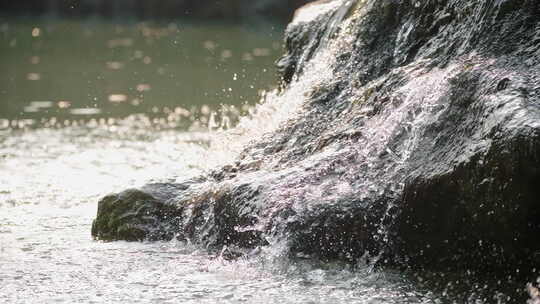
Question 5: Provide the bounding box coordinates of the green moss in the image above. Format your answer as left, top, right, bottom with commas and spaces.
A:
92, 189, 165, 241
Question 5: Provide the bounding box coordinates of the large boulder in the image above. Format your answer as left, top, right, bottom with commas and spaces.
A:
93, 0, 540, 278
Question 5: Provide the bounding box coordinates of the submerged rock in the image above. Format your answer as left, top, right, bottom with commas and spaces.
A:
93, 0, 539, 280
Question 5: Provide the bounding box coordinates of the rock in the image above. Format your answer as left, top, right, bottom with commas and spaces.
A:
92, 0, 540, 280
92, 182, 190, 241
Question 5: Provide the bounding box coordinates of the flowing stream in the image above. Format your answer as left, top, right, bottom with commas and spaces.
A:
0, 16, 534, 304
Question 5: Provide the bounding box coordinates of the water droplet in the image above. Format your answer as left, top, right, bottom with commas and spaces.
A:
252, 48, 270, 57
108, 94, 128, 103
136, 84, 151, 92
69, 108, 101, 115
31, 28, 41, 37
26, 73, 41, 81
106, 61, 124, 70
57, 101, 71, 109
220, 50, 232, 60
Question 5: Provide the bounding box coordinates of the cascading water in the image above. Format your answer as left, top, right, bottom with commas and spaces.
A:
0, 4, 444, 303
0, 10, 452, 304
3, 0, 540, 302
93, 0, 540, 302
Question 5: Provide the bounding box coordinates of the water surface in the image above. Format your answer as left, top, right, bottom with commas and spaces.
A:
0, 17, 282, 125
0, 17, 533, 304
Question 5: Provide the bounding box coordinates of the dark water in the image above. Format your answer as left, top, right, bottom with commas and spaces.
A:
0, 17, 282, 126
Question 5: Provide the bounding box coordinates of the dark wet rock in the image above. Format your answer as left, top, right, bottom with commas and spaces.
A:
178, 182, 267, 248
93, 0, 540, 282
91, 182, 189, 241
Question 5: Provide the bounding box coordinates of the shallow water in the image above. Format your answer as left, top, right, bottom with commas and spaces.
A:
2, 122, 534, 304
0, 16, 535, 304
0, 121, 445, 304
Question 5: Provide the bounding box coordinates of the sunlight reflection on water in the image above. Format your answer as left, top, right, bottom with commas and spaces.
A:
1, 12, 535, 304
0, 119, 440, 304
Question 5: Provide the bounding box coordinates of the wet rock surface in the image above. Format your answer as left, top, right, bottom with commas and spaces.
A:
91, 182, 189, 241
93, 0, 539, 284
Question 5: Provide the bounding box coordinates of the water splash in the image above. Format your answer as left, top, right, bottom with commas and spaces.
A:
206, 32, 348, 166
529, 280, 540, 304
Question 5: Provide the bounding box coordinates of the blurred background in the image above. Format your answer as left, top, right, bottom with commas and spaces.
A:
0, 0, 311, 20
0, 0, 312, 130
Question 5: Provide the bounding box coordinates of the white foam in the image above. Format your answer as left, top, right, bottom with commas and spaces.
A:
290, 0, 343, 26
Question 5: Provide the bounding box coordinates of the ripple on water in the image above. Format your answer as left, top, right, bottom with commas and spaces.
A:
0, 120, 445, 303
